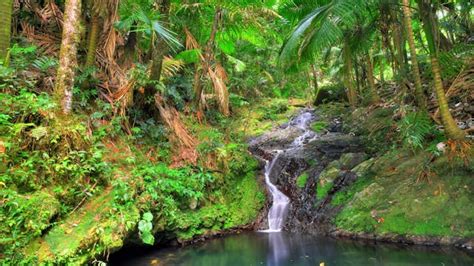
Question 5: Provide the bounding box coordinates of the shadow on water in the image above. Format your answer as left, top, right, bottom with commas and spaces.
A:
109, 232, 474, 266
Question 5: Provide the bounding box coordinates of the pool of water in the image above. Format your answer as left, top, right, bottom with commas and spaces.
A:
109, 232, 474, 266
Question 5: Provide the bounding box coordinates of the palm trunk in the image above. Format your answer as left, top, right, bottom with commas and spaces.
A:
366, 53, 380, 104
85, 16, 100, 68
0, 0, 13, 61
343, 40, 357, 108
54, 0, 82, 115
198, 7, 229, 116
402, 0, 426, 109
150, 0, 171, 82
310, 64, 320, 102
417, 0, 465, 140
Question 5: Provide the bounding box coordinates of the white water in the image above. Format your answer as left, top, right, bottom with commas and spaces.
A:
261, 111, 315, 232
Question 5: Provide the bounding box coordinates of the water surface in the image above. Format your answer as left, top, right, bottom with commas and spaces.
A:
110, 232, 474, 266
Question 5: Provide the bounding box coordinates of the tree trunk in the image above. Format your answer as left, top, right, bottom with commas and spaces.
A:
417, 0, 465, 140
54, 0, 82, 115
150, 0, 171, 83
343, 40, 357, 108
402, 0, 426, 109
85, 16, 100, 68
0, 0, 13, 61
310, 64, 320, 102
366, 53, 380, 104
195, 8, 223, 109
196, 7, 229, 116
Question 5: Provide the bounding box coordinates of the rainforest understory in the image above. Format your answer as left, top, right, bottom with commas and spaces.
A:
0, 0, 473, 264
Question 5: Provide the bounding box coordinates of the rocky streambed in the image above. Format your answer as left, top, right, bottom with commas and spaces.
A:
249, 108, 474, 252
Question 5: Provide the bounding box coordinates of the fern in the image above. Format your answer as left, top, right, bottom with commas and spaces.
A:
397, 112, 435, 150
32, 56, 58, 72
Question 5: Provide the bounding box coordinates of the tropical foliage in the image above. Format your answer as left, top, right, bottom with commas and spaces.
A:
0, 0, 472, 264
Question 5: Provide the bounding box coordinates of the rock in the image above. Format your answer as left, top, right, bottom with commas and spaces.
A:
351, 182, 384, 208
338, 152, 368, 170
318, 167, 340, 186
351, 158, 375, 178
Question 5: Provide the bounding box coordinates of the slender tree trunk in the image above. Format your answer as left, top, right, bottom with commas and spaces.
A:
54, 0, 82, 115
417, 0, 465, 140
194, 8, 223, 110
0, 0, 13, 61
85, 16, 100, 68
393, 21, 407, 79
366, 53, 380, 104
343, 40, 357, 108
354, 57, 361, 93
402, 0, 426, 109
150, 0, 171, 82
310, 64, 321, 103
196, 7, 229, 116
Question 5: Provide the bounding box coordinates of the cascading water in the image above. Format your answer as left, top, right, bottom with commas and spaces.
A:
261, 110, 316, 232
263, 150, 289, 232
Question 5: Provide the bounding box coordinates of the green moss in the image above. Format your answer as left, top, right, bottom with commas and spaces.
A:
334, 152, 474, 238
311, 121, 328, 133
0, 190, 60, 254
22, 191, 140, 264
316, 181, 333, 200
296, 172, 309, 188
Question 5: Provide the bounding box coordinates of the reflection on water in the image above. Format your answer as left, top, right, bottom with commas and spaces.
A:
109, 232, 474, 266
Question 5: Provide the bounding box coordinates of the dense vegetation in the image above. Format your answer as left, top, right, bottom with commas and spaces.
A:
0, 0, 472, 264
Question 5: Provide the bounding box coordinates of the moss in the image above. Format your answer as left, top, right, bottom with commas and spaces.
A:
22, 190, 140, 264
310, 121, 328, 133
333, 152, 474, 238
296, 172, 309, 188
0, 190, 60, 253
316, 181, 333, 200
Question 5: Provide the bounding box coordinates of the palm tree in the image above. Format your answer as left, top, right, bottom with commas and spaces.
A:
365, 51, 380, 104
0, 0, 13, 61
54, 0, 82, 115
150, 0, 172, 82
402, 0, 426, 109
417, 0, 465, 140
280, 0, 383, 108
179, 0, 276, 116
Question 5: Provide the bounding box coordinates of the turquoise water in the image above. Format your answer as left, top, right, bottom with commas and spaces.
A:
110, 232, 474, 266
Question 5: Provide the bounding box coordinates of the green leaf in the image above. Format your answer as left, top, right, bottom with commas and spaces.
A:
218, 39, 236, 55
175, 49, 201, 64
140, 232, 155, 245
138, 220, 152, 232
227, 55, 246, 72
31, 126, 48, 140
143, 212, 153, 222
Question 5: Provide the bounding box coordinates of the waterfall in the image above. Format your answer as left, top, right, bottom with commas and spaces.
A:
263, 150, 289, 232
261, 111, 315, 232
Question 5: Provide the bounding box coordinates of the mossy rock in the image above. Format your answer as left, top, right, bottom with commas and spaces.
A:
22, 190, 140, 264
351, 158, 376, 177
296, 172, 309, 188
1, 190, 60, 249
318, 167, 340, 185
334, 152, 474, 238
338, 152, 368, 170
